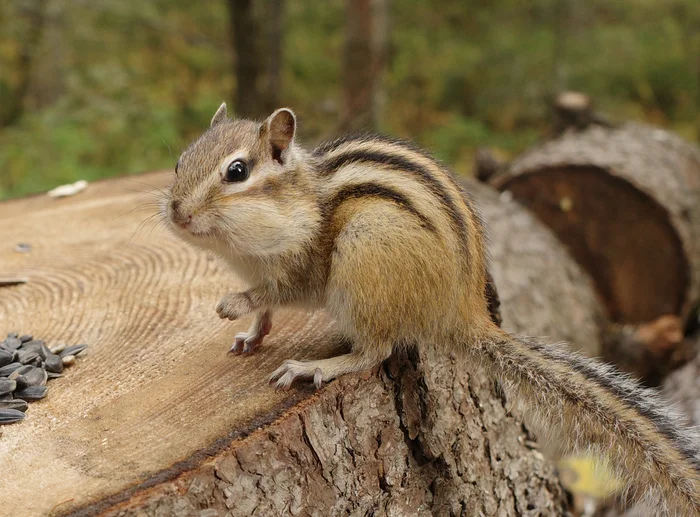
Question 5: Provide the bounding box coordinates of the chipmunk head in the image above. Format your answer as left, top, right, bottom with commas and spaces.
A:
165, 103, 320, 257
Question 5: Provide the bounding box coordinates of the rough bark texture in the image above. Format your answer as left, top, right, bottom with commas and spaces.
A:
92, 352, 569, 517
0, 173, 605, 516
490, 122, 700, 326
472, 181, 605, 358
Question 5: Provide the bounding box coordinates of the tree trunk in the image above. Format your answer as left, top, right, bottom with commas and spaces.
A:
339, 0, 388, 133
490, 122, 700, 328
0, 172, 608, 516
263, 0, 284, 113
229, 0, 263, 118
0, 0, 47, 127
228, 0, 285, 118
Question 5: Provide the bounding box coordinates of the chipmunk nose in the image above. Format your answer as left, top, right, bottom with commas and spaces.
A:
179, 215, 193, 228
170, 200, 193, 228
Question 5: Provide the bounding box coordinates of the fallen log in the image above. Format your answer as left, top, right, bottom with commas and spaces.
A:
0, 172, 601, 516
490, 122, 700, 327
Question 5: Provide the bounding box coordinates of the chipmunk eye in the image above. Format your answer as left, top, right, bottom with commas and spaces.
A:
225, 160, 249, 183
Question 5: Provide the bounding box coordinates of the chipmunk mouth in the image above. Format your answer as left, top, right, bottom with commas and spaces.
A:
168, 218, 210, 239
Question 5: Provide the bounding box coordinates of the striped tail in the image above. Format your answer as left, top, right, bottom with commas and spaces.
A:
469, 328, 700, 515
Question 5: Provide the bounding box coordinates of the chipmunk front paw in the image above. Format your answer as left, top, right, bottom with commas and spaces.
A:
216, 292, 253, 321
230, 310, 272, 355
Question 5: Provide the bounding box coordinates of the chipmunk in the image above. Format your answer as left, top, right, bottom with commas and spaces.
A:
164, 103, 700, 515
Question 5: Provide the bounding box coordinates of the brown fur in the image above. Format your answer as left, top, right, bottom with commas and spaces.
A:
164, 104, 700, 515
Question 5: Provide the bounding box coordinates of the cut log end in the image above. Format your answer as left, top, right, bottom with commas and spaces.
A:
496, 165, 689, 324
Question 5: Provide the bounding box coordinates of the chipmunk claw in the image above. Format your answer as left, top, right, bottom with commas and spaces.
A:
229, 331, 264, 355
269, 360, 325, 390
228, 310, 272, 355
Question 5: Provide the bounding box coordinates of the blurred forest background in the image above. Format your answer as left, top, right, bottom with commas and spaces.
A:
1, 0, 700, 199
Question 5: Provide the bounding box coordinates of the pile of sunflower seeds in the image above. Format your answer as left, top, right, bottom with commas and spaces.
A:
0, 332, 87, 425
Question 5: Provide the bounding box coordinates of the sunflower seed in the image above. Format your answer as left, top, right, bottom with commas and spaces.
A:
0, 393, 12, 401
13, 375, 29, 390
0, 350, 14, 367
0, 399, 28, 412
22, 341, 52, 360
2, 337, 22, 351
0, 409, 25, 424
49, 343, 66, 354
16, 349, 40, 365
19, 341, 41, 353
0, 362, 21, 377
40, 344, 52, 359
0, 379, 17, 396
14, 386, 47, 400
59, 344, 87, 358
44, 354, 63, 373
19, 334, 32, 343
20, 339, 45, 350
11, 366, 46, 387
46, 372, 63, 379
61, 355, 76, 367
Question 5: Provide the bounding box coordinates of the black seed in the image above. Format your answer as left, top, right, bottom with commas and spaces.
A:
44, 354, 64, 373
14, 385, 47, 400
19, 340, 45, 352
12, 366, 46, 387
19, 335, 33, 343
0, 362, 22, 377
0, 379, 17, 396
0, 399, 28, 412
60, 344, 88, 358
0, 408, 25, 424
0, 350, 14, 367
46, 372, 63, 380
12, 375, 29, 390
3, 337, 22, 351
16, 349, 40, 365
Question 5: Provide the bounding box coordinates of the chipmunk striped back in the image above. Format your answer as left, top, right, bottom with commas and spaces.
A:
312, 133, 489, 312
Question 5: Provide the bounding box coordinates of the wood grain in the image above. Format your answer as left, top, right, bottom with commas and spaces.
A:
491, 122, 700, 325
0, 171, 344, 516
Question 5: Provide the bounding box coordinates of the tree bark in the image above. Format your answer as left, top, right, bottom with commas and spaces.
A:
339, 0, 388, 133
490, 122, 700, 328
229, 0, 263, 118
263, 0, 284, 113
228, 0, 285, 118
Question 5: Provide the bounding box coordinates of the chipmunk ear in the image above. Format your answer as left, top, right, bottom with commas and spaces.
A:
210, 102, 228, 127
263, 108, 296, 164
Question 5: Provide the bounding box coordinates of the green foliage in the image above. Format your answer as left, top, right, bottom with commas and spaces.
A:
0, 0, 699, 199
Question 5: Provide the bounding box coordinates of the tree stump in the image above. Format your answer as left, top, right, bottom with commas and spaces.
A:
0, 172, 601, 516
490, 122, 700, 326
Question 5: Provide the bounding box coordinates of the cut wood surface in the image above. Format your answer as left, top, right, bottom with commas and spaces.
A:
0, 172, 599, 516
490, 123, 700, 325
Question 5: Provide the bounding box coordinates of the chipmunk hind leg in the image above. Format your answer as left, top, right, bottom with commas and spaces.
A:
269, 344, 392, 389
271, 206, 446, 389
